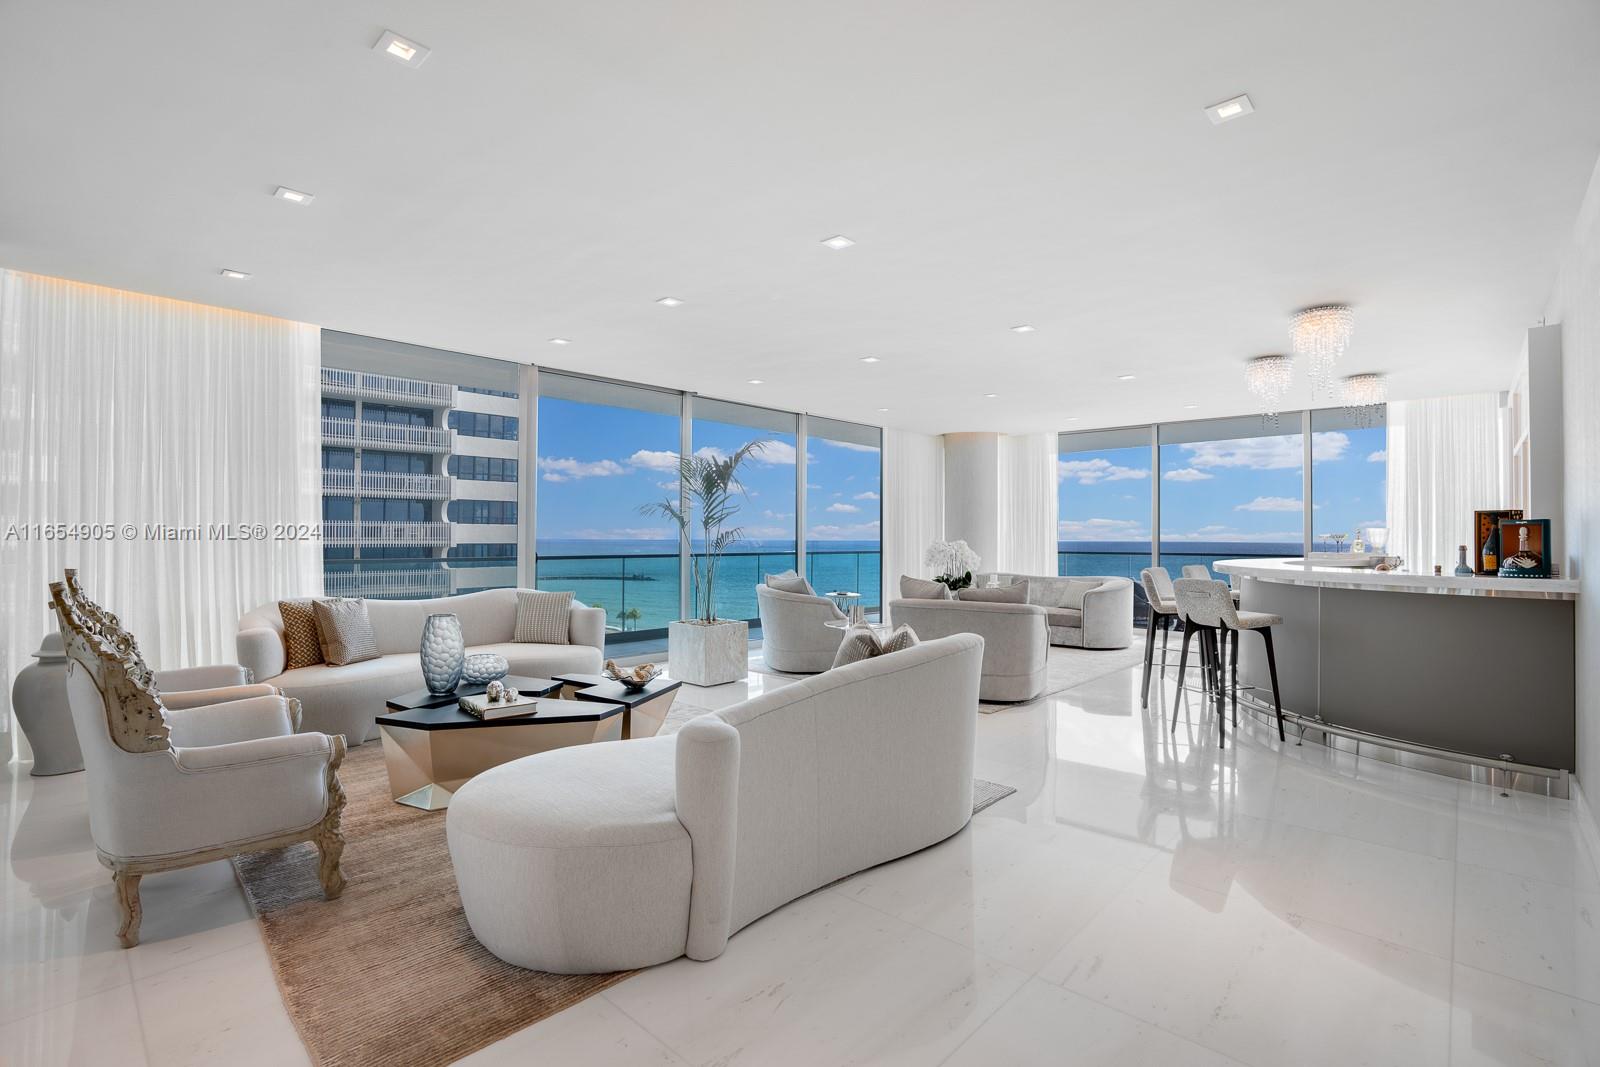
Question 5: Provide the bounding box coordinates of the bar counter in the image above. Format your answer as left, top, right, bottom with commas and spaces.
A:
1212, 558, 1577, 778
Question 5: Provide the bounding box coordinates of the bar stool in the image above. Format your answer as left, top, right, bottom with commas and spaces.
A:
1171, 578, 1286, 747
1181, 565, 1241, 676
1139, 567, 1179, 709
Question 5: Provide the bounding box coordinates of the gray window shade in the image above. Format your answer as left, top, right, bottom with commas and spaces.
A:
808, 415, 880, 450
320, 330, 519, 393
694, 396, 797, 435
1158, 413, 1305, 446
538, 370, 681, 416
1060, 426, 1152, 453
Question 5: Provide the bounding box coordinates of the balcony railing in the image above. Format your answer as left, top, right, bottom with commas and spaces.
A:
321, 416, 453, 453
324, 566, 451, 598
320, 367, 455, 407
322, 468, 451, 498
323, 520, 451, 547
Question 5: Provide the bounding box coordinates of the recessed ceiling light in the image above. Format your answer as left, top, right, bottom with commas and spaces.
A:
1065, 417, 1080, 422
1183, 404, 1199, 410
860, 356, 881, 363
548, 338, 571, 345
375, 30, 430, 67
747, 378, 764, 385
1205, 93, 1254, 124
821, 235, 855, 250
1117, 374, 1137, 381
1011, 324, 1036, 333
273, 186, 314, 205
219, 268, 251, 280
656, 297, 683, 307
877, 407, 890, 413
983, 393, 999, 399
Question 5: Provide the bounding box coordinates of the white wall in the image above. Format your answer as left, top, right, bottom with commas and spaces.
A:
1546, 153, 1600, 790
942, 433, 1001, 571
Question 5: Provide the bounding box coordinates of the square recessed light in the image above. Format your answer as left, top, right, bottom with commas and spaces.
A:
1205, 93, 1254, 124
983, 393, 999, 399
860, 356, 881, 363
821, 234, 855, 250
1183, 404, 1199, 410
1011, 324, 1036, 333
1117, 374, 1137, 381
375, 30, 430, 68
274, 186, 314, 205
548, 338, 571, 345
747, 378, 764, 385
656, 297, 683, 307
877, 407, 890, 413
219, 268, 251, 280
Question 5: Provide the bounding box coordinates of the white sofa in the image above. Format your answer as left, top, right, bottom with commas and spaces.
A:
236, 588, 606, 744
888, 597, 1049, 702
979, 572, 1134, 650
446, 632, 984, 974
755, 583, 846, 672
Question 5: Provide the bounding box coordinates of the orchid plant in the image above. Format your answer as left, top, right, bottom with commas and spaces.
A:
923, 539, 981, 592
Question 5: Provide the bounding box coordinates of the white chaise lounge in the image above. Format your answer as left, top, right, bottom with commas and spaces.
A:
446, 632, 984, 974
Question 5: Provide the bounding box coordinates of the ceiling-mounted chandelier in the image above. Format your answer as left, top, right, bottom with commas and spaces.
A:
1340, 372, 1387, 428
1290, 304, 1354, 399
1244, 354, 1294, 426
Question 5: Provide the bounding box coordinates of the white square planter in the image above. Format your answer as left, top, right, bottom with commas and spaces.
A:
668, 619, 749, 686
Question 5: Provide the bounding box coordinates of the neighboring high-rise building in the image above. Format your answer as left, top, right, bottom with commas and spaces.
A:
319, 367, 518, 599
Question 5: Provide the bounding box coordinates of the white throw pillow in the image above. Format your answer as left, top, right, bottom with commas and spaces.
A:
898, 575, 950, 600
765, 571, 814, 595
514, 590, 573, 644
956, 581, 1029, 604
831, 623, 920, 669
1055, 579, 1102, 610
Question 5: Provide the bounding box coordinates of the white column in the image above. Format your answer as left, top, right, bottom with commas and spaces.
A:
516, 364, 539, 588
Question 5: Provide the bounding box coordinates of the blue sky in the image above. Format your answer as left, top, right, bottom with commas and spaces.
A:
535, 397, 880, 543
1058, 425, 1387, 546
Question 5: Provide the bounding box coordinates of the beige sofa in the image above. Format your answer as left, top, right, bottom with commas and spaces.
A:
236, 589, 605, 744
888, 597, 1048, 702
447, 633, 984, 973
980, 572, 1134, 649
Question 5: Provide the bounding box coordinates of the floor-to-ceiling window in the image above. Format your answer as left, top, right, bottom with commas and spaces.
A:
533, 373, 682, 638
691, 398, 798, 625
804, 416, 882, 616
319, 331, 519, 599
1159, 415, 1307, 578
1309, 406, 1388, 552
1057, 427, 1153, 621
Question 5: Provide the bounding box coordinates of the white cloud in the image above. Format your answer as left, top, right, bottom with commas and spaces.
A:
657, 479, 680, 492
808, 519, 881, 540
1163, 467, 1213, 482
539, 457, 627, 482
1058, 458, 1150, 485
1235, 496, 1303, 512
854, 490, 879, 501
827, 502, 860, 514
629, 449, 680, 472
1182, 431, 1348, 472
1057, 517, 1148, 540
692, 445, 726, 463
761, 509, 792, 520
564, 526, 672, 540
751, 440, 797, 465
1367, 449, 1387, 463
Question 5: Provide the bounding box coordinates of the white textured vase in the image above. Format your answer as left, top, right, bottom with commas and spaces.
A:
11, 632, 81, 776
668, 619, 748, 686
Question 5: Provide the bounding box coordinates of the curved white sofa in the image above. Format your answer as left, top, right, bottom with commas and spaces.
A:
446, 632, 984, 974
754, 583, 846, 672
888, 597, 1049, 702
236, 589, 605, 744
981, 572, 1135, 649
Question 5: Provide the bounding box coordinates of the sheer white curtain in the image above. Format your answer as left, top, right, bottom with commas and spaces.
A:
997, 432, 1057, 576
1386, 392, 1505, 575
882, 428, 945, 614
1, 270, 322, 758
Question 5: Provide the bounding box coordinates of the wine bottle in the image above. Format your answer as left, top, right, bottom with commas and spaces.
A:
1481, 524, 1499, 574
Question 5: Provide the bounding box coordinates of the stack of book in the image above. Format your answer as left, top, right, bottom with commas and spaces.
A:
458, 693, 542, 720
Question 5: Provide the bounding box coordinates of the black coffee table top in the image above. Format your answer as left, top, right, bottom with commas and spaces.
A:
385, 675, 560, 712
553, 672, 683, 709
376, 694, 624, 731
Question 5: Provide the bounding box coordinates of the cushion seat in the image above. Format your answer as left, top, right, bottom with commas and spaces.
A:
1233, 610, 1282, 630
448, 735, 692, 972
1044, 606, 1083, 629
1148, 597, 1178, 615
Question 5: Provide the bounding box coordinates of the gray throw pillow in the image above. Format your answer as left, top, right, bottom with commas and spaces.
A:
514, 589, 574, 644
831, 623, 920, 669
312, 598, 380, 666
899, 575, 950, 600
765, 571, 814, 596
1054, 579, 1102, 610
957, 581, 1030, 604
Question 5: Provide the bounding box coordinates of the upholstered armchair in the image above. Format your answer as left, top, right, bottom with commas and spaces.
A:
49, 581, 347, 948
755, 584, 847, 673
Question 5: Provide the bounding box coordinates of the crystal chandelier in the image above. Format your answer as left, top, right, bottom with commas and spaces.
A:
1290, 305, 1354, 399
1340, 372, 1387, 428
1244, 354, 1294, 426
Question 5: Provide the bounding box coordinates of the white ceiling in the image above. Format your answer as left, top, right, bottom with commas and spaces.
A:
4, 1, 1599, 435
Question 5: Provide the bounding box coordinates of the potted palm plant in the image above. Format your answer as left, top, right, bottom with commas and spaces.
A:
641, 440, 768, 685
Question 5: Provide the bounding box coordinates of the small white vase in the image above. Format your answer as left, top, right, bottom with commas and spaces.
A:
11, 632, 81, 776
668, 619, 749, 686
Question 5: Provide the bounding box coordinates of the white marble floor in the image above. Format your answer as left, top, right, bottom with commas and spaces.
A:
5, 657, 1600, 1066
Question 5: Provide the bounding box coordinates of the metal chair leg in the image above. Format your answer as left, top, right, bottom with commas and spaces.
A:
1229, 625, 1239, 727
1261, 627, 1286, 742
1172, 623, 1194, 734
1141, 611, 1157, 709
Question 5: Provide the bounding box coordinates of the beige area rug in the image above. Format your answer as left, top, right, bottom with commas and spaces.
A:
980, 642, 1147, 712
232, 743, 635, 1067
236, 706, 1018, 1066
